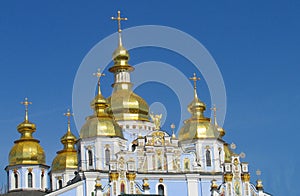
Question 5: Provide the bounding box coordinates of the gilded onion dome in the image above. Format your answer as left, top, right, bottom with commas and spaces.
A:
80, 69, 124, 139
107, 11, 150, 122
52, 109, 78, 172
178, 74, 220, 141
9, 98, 46, 165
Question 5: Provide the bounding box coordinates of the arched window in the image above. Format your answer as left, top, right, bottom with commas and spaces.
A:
105, 148, 110, 166
158, 184, 165, 195
28, 172, 33, 188
206, 149, 212, 166
14, 173, 18, 188
58, 179, 63, 189
88, 150, 93, 166
120, 182, 125, 193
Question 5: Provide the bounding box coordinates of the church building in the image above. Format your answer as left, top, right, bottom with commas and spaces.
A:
4, 11, 271, 196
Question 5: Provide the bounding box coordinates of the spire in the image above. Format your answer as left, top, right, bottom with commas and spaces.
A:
21, 97, 32, 122
51, 108, 77, 172
111, 10, 128, 47
90, 68, 109, 117
64, 109, 73, 133
210, 104, 218, 126
210, 104, 226, 138
93, 68, 105, 96
187, 73, 206, 117
61, 109, 77, 150
189, 73, 200, 99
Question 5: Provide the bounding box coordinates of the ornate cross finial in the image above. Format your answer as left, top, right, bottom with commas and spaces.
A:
210, 104, 218, 126
189, 73, 201, 90
93, 68, 105, 95
111, 11, 128, 33
256, 169, 261, 176
21, 97, 32, 121
64, 109, 73, 132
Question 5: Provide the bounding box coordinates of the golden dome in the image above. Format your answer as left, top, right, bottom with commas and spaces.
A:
108, 88, 150, 121
107, 23, 149, 122
80, 71, 124, 139
9, 98, 46, 165
52, 109, 78, 172
178, 74, 220, 141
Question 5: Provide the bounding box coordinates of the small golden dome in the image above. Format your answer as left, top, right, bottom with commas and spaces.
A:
52, 109, 78, 172
80, 70, 124, 139
178, 74, 219, 141
9, 98, 46, 165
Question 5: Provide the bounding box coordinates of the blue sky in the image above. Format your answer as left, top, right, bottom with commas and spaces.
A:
0, 1, 299, 195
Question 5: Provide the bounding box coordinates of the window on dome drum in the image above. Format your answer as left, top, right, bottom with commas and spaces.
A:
105, 148, 110, 165
28, 172, 33, 188
58, 179, 62, 189
88, 150, 93, 166
158, 184, 165, 196
206, 149, 212, 167
14, 173, 18, 188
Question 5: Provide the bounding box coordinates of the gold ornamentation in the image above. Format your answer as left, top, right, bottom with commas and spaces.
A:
256, 179, 263, 190
51, 109, 78, 172
189, 73, 200, 90
211, 179, 218, 189
150, 113, 162, 130
9, 98, 46, 166
159, 178, 163, 183
126, 172, 136, 181
178, 73, 220, 141
142, 178, 149, 189
109, 172, 119, 181
224, 173, 233, 182
234, 158, 239, 166
21, 97, 32, 122
111, 11, 128, 33
79, 69, 124, 139
242, 173, 250, 182
171, 123, 176, 139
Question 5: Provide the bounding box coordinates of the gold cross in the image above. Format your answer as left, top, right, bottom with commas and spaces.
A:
93, 68, 105, 95
93, 68, 105, 79
21, 97, 32, 121
189, 73, 200, 89
111, 11, 128, 33
210, 104, 217, 118
64, 109, 73, 132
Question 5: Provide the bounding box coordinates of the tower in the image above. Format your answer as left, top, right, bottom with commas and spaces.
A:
77, 68, 127, 195
51, 109, 78, 190
5, 98, 49, 193
108, 11, 155, 145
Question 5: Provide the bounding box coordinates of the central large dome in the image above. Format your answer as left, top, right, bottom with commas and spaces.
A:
108, 88, 150, 121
